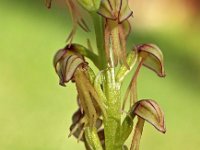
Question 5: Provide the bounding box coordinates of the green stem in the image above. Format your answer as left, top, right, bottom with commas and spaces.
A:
92, 12, 122, 150
102, 20, 122, 150
70, 43, 101, 69
92, 13, 107, 69
103, 68, 121, 150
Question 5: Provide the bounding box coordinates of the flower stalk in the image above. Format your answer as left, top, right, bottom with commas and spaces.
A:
48, 0, 167, 150
91, 13, 107, 69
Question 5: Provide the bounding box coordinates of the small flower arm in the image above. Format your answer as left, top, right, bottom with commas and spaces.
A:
65, 0, 90, 46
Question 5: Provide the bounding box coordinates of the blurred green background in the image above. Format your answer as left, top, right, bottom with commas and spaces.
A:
0, 0, 200, 150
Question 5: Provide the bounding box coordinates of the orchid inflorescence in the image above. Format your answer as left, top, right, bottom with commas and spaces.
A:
47, 0, 166, 150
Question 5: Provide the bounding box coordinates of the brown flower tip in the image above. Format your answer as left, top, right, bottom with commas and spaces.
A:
131, 99, 166, 133
98, 0, 133, 23
53, 46, 86, 86
137, 44, 166, 77
45, 0, 52, 9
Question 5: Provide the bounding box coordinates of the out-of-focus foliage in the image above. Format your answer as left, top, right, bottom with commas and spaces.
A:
0, 0, 200, 150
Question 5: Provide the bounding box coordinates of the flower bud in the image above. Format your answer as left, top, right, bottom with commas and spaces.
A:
137, 44, 165, 77
53, 46, 86, 86
130, 99, 166, 133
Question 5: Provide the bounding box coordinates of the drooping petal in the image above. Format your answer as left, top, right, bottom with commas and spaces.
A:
118, 21, 130, 69
66, 0, 89, 45
137, 44, 165, 77
130, 117, 144, 150
74, 70, 98, 128
66, 0, 89, 32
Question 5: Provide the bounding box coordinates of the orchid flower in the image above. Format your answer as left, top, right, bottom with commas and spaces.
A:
98, 0, 133, 68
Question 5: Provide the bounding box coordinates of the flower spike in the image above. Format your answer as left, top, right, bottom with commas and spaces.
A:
49, 1, 167, 149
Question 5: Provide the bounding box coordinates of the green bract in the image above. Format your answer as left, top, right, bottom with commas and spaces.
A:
78, 0, 101, 12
